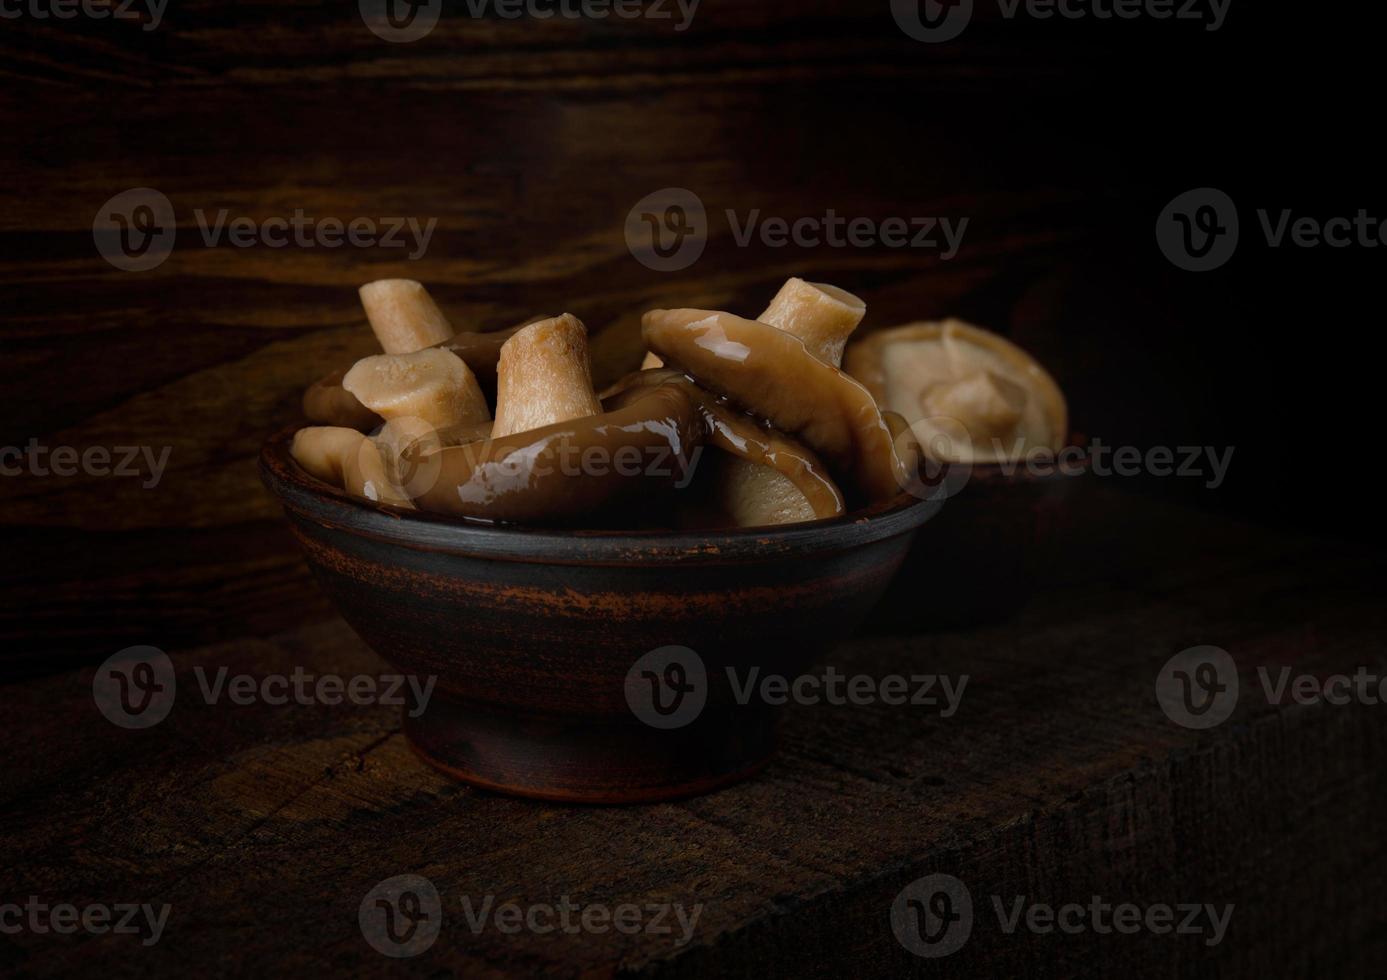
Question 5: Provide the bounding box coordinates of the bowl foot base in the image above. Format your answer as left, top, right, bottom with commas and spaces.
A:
404, 699, 777, 804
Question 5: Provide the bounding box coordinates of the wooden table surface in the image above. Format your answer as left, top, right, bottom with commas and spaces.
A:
4, 485, 1383, 977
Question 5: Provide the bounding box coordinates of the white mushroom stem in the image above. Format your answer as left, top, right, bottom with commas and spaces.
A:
359, 279, 455, 354
491, 314, 603, 438
342, 348, 490, 430
758, 278, 866, 367
290, 426, 413, 508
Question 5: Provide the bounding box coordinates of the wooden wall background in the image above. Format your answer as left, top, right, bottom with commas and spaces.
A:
0, 1, 1363, 671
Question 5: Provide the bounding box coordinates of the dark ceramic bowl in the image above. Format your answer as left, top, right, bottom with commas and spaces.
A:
259, 428, 937, 804
871, 442, 1090, 630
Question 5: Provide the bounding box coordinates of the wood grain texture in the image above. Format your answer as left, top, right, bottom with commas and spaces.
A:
1, 1, 1215, 668
1, 489, 1384, 976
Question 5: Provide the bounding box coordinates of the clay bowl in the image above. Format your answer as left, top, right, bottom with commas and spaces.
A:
871, 442, 1090, 630
259, 428, 937, 804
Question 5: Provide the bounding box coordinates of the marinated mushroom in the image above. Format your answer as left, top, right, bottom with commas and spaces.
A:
288, 279, 915, 527
411, 380, 704, 524
342, 347, 494, 494
343, 347, 491, 431
758, 277, 865, 367
703, 279, 865, 525
359, 279, 455, 354
290, 426, 413, 508
605, 369, 845, 522
642, 308, 910, 506
433, 315, 550, 396
843, 319, 1067, 463
302, 369, 382, 431
491, 314, 604, 438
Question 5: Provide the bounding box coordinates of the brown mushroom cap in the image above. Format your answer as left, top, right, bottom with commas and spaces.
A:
605, 369, 845, 522
844, 319, 1067, 462
642, 309, 909, 506
410, 381, 704, 525
302, 370, 383, 431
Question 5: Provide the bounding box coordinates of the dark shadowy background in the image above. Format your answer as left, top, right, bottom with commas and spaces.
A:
3, 1, 1381, 671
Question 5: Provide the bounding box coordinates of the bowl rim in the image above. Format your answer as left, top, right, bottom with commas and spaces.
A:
259, 426, 941, 565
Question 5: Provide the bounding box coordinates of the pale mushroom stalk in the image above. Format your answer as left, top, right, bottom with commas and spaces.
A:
757, 278, 866, 366
343, 347, 490, 431
342, 346, 493, 496
290, 426, 413, 508
359, 279, 456, 354
491, 314, 603, 439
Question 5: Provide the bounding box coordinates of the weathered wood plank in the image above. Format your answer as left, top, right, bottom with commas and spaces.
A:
2, 491, 1383, 976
